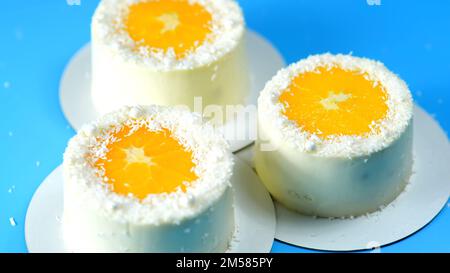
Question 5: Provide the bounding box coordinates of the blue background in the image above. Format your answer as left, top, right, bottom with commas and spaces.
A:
0, 0, 449, 253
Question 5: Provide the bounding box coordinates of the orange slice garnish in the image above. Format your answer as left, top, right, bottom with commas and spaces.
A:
124, 0, 213, 59
279, 66, 388, 138
95, 125, 198, 199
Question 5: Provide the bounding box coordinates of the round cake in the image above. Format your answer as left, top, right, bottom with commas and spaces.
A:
63, 105, 235, 252
91, 0, 249, 115
255, 53, 413, 218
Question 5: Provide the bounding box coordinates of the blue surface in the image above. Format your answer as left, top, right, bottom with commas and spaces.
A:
0, 0, 449, 253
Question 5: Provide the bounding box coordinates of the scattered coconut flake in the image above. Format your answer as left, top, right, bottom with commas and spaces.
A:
9, 217, 17, 227
66, 0, 81, 6
211, 73, 217, 81
7, 185, 15, 194
305, 140, 317, 152
128, 106, 143, 119
367, 241, 382, 253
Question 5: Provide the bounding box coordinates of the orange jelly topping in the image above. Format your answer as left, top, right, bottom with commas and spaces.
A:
125, 0, 213, 58
279, 66, 388, 138
95, 125, 198, 199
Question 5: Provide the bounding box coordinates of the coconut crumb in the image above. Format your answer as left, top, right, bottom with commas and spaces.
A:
7, 185, 15, 194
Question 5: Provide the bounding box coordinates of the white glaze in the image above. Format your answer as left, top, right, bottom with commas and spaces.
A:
63, 105, 235, 252
255, 54, 414, 217
91, 0, 249, 115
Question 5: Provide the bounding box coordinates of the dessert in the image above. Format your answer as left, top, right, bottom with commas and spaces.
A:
255, 54, 413, 217
63, 105, 235, 252
91, 0, 249, 115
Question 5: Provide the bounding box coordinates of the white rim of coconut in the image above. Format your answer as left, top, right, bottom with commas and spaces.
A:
257, 53, 413, 158
63, 105, 234, 225
92, 0, 245, 71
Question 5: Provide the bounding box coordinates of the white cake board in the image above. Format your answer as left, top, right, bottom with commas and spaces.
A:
235, 106, 450, 252
25, 156, 276, 253
59, 30, 286, 152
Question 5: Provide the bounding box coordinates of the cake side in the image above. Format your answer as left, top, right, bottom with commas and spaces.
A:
91, 38, 249, 114
255, 120, 413, 217
63, 186, 235, 253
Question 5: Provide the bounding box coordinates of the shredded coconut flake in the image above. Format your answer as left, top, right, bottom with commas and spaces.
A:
92, 0, 245, 71
63, 105, 234, 225
258, 53, 413, 158
9, 217, 16, 227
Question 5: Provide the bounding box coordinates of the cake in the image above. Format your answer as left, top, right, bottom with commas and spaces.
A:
255, 54, 413, 218
91, 0, 249, 115
62, 105, 235, 252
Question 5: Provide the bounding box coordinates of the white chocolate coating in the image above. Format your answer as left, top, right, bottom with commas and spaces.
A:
91, 39, 249, 114
63, 106, 235, 252
90, 0, 249, 115
255, 54, 414, 217
255, 121, 413, 218
63, 187, 234, 253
